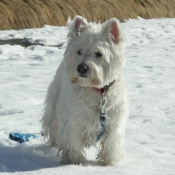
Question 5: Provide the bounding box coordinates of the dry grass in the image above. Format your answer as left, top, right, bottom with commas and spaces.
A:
0, 0, 175, 30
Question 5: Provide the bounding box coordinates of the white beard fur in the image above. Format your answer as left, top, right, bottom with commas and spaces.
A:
41, 16, 128, 166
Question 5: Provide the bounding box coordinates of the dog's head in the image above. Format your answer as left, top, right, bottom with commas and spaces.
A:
64, 16, 125, 88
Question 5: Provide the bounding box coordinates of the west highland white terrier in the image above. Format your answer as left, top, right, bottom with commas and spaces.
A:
41, 16, 128, 166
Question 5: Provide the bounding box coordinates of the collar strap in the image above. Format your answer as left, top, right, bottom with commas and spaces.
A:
94, 80, 115, 94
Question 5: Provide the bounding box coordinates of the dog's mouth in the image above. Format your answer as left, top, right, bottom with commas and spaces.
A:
79, 74, 88, 78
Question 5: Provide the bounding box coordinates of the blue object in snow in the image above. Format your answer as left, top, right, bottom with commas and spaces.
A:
9, 132, 43, 143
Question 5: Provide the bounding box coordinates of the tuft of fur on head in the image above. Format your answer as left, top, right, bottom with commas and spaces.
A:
64, 16, 125, 88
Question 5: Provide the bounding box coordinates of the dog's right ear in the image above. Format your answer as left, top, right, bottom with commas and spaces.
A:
102, 18, 125, 44
67, 16, 88, 38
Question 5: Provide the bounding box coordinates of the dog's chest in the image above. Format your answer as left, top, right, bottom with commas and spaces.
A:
66, 86, 118, 145
76, 89, 100, 121
69, 87, 115, 118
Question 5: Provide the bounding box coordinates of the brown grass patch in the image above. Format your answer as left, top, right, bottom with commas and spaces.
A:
0, 0, 175, 30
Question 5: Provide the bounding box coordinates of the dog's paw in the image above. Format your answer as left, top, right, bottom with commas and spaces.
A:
97, 158, 119, 166
61, 157, 86, 165
96, 150, 124, 166
59, 151, 86, 165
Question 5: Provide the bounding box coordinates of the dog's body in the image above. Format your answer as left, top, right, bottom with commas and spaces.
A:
41, 16, 128, 166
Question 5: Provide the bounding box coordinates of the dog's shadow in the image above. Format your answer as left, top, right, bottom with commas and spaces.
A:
0, 141, 99, 173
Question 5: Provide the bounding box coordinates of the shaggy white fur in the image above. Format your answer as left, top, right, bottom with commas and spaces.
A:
41, 16, 128, 166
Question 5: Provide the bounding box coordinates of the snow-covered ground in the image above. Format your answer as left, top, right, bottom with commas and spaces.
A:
0, 18, 175, 175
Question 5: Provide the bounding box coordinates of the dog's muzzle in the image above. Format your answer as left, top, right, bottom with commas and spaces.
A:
77, 63, 89, 77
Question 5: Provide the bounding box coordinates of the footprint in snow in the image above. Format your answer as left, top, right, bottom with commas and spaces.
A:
0, 109, 24, 116
144, 66, 153, 69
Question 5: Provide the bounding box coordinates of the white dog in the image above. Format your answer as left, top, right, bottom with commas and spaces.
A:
41, 16, 128, 166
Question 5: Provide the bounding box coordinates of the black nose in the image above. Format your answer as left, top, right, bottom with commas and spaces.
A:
77, 63, 89, 75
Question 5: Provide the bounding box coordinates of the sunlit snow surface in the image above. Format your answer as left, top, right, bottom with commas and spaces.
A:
0, 18, 175, 175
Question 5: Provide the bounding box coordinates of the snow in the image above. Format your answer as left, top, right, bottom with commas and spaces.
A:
0, 18, 175, 175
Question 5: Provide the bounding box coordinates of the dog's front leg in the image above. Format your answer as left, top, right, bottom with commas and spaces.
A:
96, 126, 124, 166
96, 104, 127, 166
58, 119, 86, 165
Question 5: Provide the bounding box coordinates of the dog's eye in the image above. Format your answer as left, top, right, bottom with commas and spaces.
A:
95, 52, 102, 58
77, 49, 82, 55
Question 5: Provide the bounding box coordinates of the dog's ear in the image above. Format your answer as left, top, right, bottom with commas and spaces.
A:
67, 16, 88, 37
102, 18, 124, 43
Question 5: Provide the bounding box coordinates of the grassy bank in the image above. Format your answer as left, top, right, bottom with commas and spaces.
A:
0, 0, 175, 30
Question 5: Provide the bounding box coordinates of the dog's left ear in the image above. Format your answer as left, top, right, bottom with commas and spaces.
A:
102, 18, 124, 43
67, 16, 88, 38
